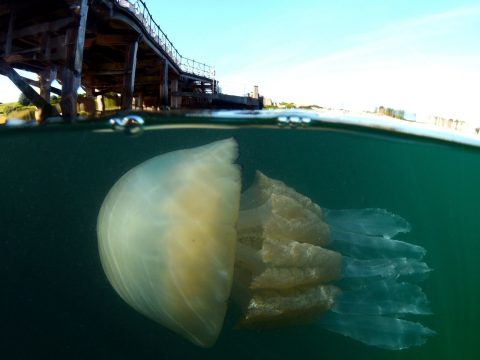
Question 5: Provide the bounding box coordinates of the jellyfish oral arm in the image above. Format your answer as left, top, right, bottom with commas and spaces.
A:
233, 172, 435, 350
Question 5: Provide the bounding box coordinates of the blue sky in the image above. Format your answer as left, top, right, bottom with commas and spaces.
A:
1, 0, 479, 121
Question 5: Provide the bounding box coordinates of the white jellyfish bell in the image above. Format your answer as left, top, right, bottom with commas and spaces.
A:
97, 138, 435, 350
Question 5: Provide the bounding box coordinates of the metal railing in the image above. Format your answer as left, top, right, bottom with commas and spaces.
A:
115, 0, 215, 79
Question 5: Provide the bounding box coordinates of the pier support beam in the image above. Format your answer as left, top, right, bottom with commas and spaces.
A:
39, 67, 57, 103
160, 59, 169, 108
60, 0, 88, 120
4, 10, 15, 57
84, 87, 96, 115
96, 93, 105, 113
170, 78, 180, 108
0, 58, 58, 120
121, 38, 139, 110
135, 93, 144, 110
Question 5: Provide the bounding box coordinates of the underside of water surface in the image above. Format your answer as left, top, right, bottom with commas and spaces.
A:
1, 110, 479, 359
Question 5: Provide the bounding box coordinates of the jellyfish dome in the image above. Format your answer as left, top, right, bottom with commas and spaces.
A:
97, 139, 241, 347
97, 138, 435, 350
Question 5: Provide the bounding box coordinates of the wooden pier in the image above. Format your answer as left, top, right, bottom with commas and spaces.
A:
0, 0, 262, 121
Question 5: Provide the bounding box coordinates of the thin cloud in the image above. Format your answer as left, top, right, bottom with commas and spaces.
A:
221, 4, 480, 121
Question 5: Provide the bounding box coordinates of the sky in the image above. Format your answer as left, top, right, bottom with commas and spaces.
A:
1, 0, 479, 122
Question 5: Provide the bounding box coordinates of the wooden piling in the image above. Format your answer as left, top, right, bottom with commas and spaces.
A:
4, 10, 15, 57
39, 67, 57, 103
170, 78, 180, 108
121, 38, 139, 110
60, 0, 88, 120
161, 59, 169, 108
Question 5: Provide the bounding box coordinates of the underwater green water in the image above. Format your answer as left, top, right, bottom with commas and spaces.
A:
1, 113, 479, 359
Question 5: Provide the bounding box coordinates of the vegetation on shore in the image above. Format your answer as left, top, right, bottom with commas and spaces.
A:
0, 103, 37, 124
375, 106, 406, 120
264, 101, 411, 121
264, 102, 323, 110
0, 92, 123, 124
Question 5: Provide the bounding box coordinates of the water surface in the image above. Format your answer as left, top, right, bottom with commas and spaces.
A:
1, 111, 479, 359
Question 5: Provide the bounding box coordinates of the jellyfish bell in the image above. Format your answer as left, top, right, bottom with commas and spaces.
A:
97, 138, 241, 347
97, 138, 434, 350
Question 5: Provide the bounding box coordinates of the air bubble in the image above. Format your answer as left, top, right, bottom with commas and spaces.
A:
109, 115, 144, 136
276, 115, 312, 128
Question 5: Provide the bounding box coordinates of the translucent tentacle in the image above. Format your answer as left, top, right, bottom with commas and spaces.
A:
341, 257, 432, 279
324, 208, 411, 238
328, 229, 426, 260
331, 280, 432, 316
319, 208, 434, 350
319, 312, 436, 350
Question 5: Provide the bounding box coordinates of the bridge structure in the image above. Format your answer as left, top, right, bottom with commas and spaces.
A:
0, 0, 261, 121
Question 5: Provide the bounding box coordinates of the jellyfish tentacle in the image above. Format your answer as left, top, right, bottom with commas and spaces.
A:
324, 208, 411, 238
321, 207, 435, 349
328, 228, 427, 260
234, 171, 434, 350
341, 256, 432, 279
331, 279, 432, 316
318, 312, 436, 350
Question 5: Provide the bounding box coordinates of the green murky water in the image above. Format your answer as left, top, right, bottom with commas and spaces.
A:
1, 112, 479, 359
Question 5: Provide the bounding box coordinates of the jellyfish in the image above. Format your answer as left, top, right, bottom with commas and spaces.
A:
97, 138, 434, 350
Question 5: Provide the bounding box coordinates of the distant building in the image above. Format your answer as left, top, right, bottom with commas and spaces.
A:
430, 116, 466, 132
253, 85, 259, 99
263, 98, 273, 107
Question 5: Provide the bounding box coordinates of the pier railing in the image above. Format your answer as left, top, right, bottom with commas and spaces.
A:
116, 0, 215, 79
